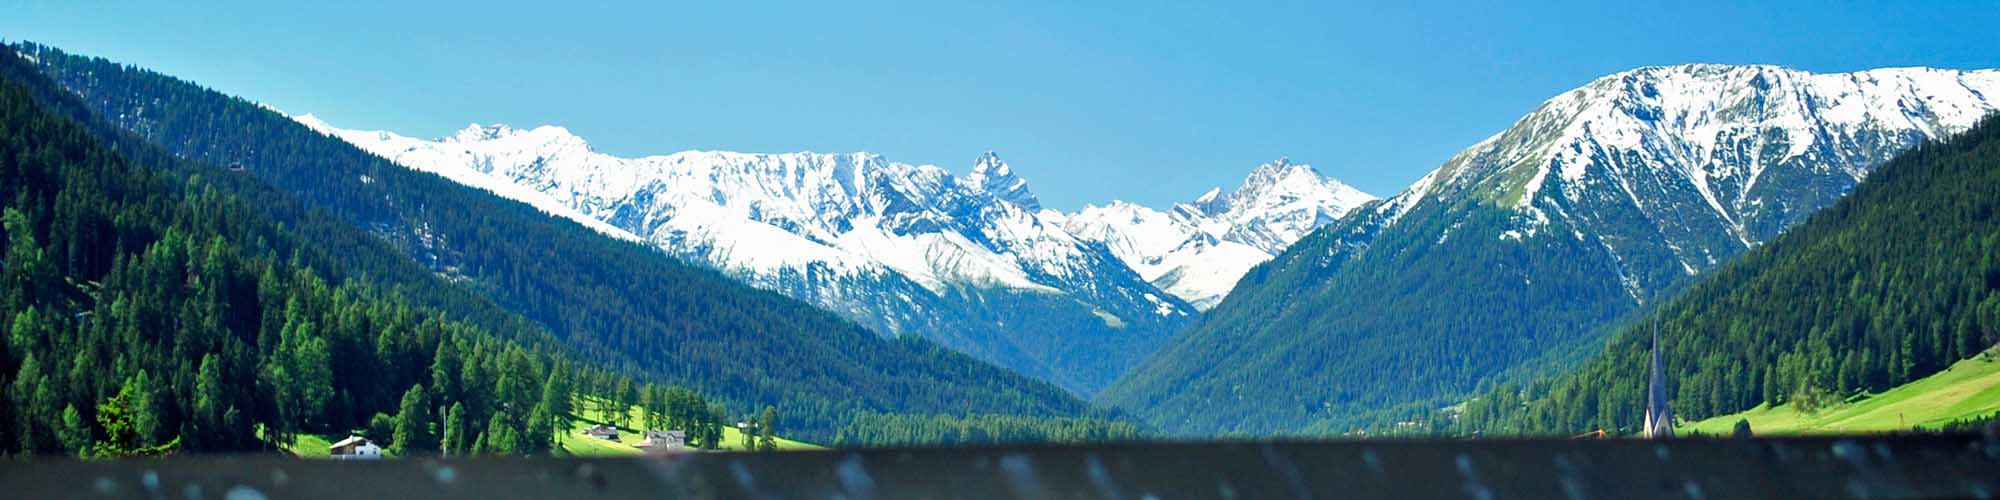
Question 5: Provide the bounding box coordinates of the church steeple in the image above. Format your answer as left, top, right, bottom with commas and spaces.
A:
1643, 323, 1675, 438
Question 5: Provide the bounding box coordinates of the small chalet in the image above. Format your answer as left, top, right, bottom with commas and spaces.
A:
633, 430, 688, 453
584, 424, 621, 441
329, 436, 381, 460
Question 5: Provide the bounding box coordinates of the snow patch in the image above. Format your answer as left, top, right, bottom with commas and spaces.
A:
1062, 158, 1375, 308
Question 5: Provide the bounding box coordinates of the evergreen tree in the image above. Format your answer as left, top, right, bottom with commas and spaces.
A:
10, 352, 50, 453
366, 413, 395, 445
127, 371, 162, 447
534, 368, 571, 450
430, 339, 461, 409
442, 402, 466, 457
479, 411, 516, 455
291, 324, 335, 431
524, 401, 555, 454
638, 386, 657, 432
57, 404, 89, 456
391, 384, 433, 455
758, 406, 778, 451
1731, 419, 1753, 438
91, 380, 179, 457
192, 354, 225, 439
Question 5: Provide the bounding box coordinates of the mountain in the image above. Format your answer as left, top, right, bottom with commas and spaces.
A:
1056, 158, 1375, 309
1099, 64, 2000, 435
1457, 114, 2000, 436
13, 42, 1089, 441
0, 44, 762, 456
288, 116, 1196, 395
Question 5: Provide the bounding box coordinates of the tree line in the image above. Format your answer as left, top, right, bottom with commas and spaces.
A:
11, 41, 1087, 442
0, 56, 750, 456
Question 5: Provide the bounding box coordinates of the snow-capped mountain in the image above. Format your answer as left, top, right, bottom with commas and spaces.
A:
291, 115, 1193, 395
1372, 64, 2000, 300
1057, 159, 1375, 309
1102, 64, 2000, 434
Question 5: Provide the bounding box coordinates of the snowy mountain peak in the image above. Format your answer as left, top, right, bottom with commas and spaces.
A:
444, 122, 591, 149
450, 123, 518, 142
1246, 156, 1298, 176
1193, 187, 1223, 205
1232, 158, 1360, 201
963, 151, 1041, 210
1062, 158, 1375, 309
1200, 158, 1376, 252
972, 150, 1011, 176
1388, 64, 2000, 225
293, 112, 328, 128
1366, 63, 2000, 302
288, 114, 1198, 393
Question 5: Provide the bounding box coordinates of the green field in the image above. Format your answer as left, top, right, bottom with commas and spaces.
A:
1683, 353, 2000, 435
558, 395, 821, 456
284, 394, 821, 458
282, 433, 333, 458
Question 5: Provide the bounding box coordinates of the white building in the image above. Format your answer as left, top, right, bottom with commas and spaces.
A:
329, 436, 382, 460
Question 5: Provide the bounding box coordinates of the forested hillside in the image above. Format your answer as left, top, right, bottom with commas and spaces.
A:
1099, 65, 2000, 436
7, 42, 1086, 442
1455, 115, 2000, 436
1100, 192, 1636, 434
0, 52, 766, 456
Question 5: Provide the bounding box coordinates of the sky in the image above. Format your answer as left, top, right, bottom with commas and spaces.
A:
4, 1, 1998, 210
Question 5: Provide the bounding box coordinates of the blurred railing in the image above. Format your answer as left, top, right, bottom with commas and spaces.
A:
4, 434, 1998, 499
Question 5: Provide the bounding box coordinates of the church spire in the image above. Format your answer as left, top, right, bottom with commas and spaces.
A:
1643, 323, 1675, 438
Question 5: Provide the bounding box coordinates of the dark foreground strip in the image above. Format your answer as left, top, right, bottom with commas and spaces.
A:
4, 435, 1999, 499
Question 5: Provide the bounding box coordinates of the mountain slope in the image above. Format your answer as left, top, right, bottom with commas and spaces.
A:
0, 44, 744, 456
287, 116, 1195, 395
1057, 158, 1375, 310
1100, 64, 2000, 435
1457, 114, 2000, 436
14, 42, 1088, 440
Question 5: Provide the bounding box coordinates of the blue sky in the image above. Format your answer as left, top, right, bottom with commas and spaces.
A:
5, 1, 1997, 210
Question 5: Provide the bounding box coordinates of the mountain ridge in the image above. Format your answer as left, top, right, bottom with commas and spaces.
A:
15, 41, 1090, 441
1058, 157, 1376, 309
1100, 63, 2000, 435
1455, 113, 2000, 437
289, 115, 1197, 394
292, 111, 1378, 393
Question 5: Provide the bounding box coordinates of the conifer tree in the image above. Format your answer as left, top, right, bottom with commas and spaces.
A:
128, 370, 161, 447
480, 411, 516, 455
193, 354, 225, 437
442, 402, 466, 456
92, 379, 179, 457
57, 403, 89, 456
759, 406, 777, 451
392, 384, 433, 455
367, 413, 395, 445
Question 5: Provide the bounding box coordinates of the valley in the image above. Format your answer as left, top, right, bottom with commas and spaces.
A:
1101, 64, 2000, 435
285, 116, 1375, 395
1, 16, 1998, 465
